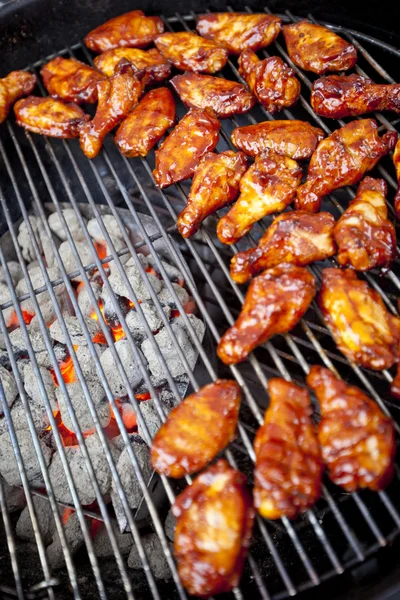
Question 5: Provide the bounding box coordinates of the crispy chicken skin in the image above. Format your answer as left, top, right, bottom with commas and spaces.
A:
40, 57, 105, 104
0, 71, 37, 124
151, 380, 241, 478
295, 119, 397, 213
238, 50, 300, 114
319, 268, 400, 370
115, 87, 175, 158
14, 96, 89, 138
153, 108, 220, 188
307, 366, 395, 492
196, 12, 282, 54
170, 72, 255, 119
334, 177, 397, 271
231, 120, 324, 160
172, 459, 254, 597
84, 10, 164, 53
254, 378, 322, 520
283, 20, 357, 75
393, 139, 400, 218
217, 150, 302, 244
154, 32, 228, 74
217, 264, 316, 365
230, 211, 336, 284
311, 74, 400, 119
177, 151, 248, 238
93, 47, 171, 84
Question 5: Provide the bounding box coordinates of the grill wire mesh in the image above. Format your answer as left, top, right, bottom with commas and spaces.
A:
1, 5, 400, 600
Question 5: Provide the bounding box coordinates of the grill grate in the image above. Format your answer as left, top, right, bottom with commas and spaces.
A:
1, 6, 400, 600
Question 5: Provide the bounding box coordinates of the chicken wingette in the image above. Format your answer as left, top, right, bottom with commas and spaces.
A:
14, 96, 89, 138
154, 31, 228, 74
393, 139, 400, 218
41, 57, 105, 104
0, 71, 37, 124
94, 47, 171, 84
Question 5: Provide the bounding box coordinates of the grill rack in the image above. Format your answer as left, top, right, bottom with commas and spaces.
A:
0, 6, 400, 600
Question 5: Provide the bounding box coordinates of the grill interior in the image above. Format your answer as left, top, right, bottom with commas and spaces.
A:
1, 6, 400, 600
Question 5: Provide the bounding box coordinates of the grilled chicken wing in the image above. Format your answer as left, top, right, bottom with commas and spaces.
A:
231, 211, 336, 284
217, 150, 302, 244
334, 177, 397, 271
231, 120, 324, 160
177, 151, 248, 237
14, 96, 89, 138
217, 263, 316, 364
40, 57, 105, 104
171, 72, 255, 118
295, 119, 397, 213
319, 268, 400, 370
172, 459, 254, 597
393, 139, 400, 219
84, 10, 164, 53
0, 71, 36, 124
154, 32, 228, 74
254, 378, 322, 520
307, 366, 395, 492
196, 12, 282, 54
93, 47, 171, 85
152, 108, 220, 188
238, 51, 300, 114
283, 20, 357, 75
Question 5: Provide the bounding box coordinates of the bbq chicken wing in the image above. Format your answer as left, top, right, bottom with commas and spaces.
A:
177, 150, 248, 238
84, 10, 164, 53
152, 108, 220, 188
217, 150, 302, 244
307, 366, 395, 492
172, 459, 254, 597
334, 177, 397, 271
230, 211, 336, 284
217, 263, 316, 365
295, 119, 397, 213
40, 57, 105, 104
0, 71, 36, 124
93, 47, 171, 85
151, 380, 241, 478
14, 96, 89, 138
231, 120, 324, 160
154, 32, 228, 74
283, 20, 357, 75
238, 51, 300, 114
254, 378, 322, 520
319, 268, 400, 370
170, 72, 255, 119
393, 139, 400, 219
196, 12, 282, 54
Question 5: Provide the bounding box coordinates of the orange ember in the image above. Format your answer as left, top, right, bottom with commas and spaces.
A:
146, 266, 160, 279
62, 507, 74, 525
111, 323, 125, 342
136, 392, 151, 401
8, 310, 34, 328
94, 242, 109, 269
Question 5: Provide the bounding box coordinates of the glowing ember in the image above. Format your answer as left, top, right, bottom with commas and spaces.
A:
62, 507, 74, 525
111, 323, 125, 342
8, 310, 34, 328
94, 242, 109, 269
120, 403, 136, 430
146, 266, 160, 279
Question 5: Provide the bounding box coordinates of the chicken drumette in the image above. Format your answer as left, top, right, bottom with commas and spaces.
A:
154, 32, 228, 74
0, 71, 37, 124
41, 57, 105, 104
14, 96, 89, 138
94, 47, 171, 84
393, 139, 400, 218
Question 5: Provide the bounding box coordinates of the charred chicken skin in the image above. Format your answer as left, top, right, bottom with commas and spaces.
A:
196, 12, 282, 55
151, 380, 241, 478
238, 50, 300, 114
40, 57, 105, 104
177, 150, 248, 238
154, 32, 228, 74
295, 119, 398, 213
283, 20, 357, 75
93, 47, 171, 85
217, 149, 302, 244
254, 378, 322, 520
230, 210, 336, 284
307, 366, 395, 492
172, 459, 254, 597
14, 96, 89, 138
0, 71, 37, 124
393, 139, 400, 219
217, 263, 316, 365
319, 268, 400, 370
334, 177, 397, 271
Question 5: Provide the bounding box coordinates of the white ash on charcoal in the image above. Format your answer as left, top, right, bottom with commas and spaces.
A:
1, 397, 52, 437
46, 511, 85, 569
100, 287, 133, 328
137, 392, 178, 440
77, 282, 102, 319
0, 365, 18, 414
15, 266, 65, 316
27, 260, 40, 272
108, 264, 163, 304
0, 475, 26, 512
93, 520, 134, 558
49, 316, 101, 346
127, 533, 170, 580
48, 209, 87, 242
164, 511, 176, 542
111, 432, 141, 454
100, 340, 145, 397
58, 240, 94, 282
23, 363, 58, 413
31, 342, 67, 372
125, 302, 171, 340
75, 344, 106, 380
16, 495, 55, 545
0, 282, 15, 327
147, 256, 183, 284
87, 215, 127, 244
56, 379, 110, 435
157, 283, 189, 309
174, 313, 205, 343
0, 427, 52, 487
109, 252, 149, 275
9, 322, 47, 353
0, 332, 6, 349
0, 261, 23, 286
17, 216, 43, 262
31, 301, 58, 327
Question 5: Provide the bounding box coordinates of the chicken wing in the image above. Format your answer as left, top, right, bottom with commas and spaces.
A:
217, 263, 316, 364
93, 47, 171, 84
40, 57, 105, 105
196, 12, 282, 54
177, 150, 248, 238
231, 120, 324, 160
170, 72, 255, 118
319, 268, 400, 370
172, 459, 254, 597
217, 150, 302, 244
254, 378, 322, 520
154, 32, 228, 74
230, 211, 336, 284
307, 366, 395, 492
0, 71, 36, 124
238, 51, 300, 114
334, 177, 397, 271
84, 10, 164, 53
295, 119, 397, 213
14, 96, 89, 138
115, 87, 175, 158
283, 20, 357, 75
152, 108, 220, 188
393, 139, 400, 219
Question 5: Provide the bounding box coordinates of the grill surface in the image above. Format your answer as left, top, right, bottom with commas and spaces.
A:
1, 6, 400, 600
